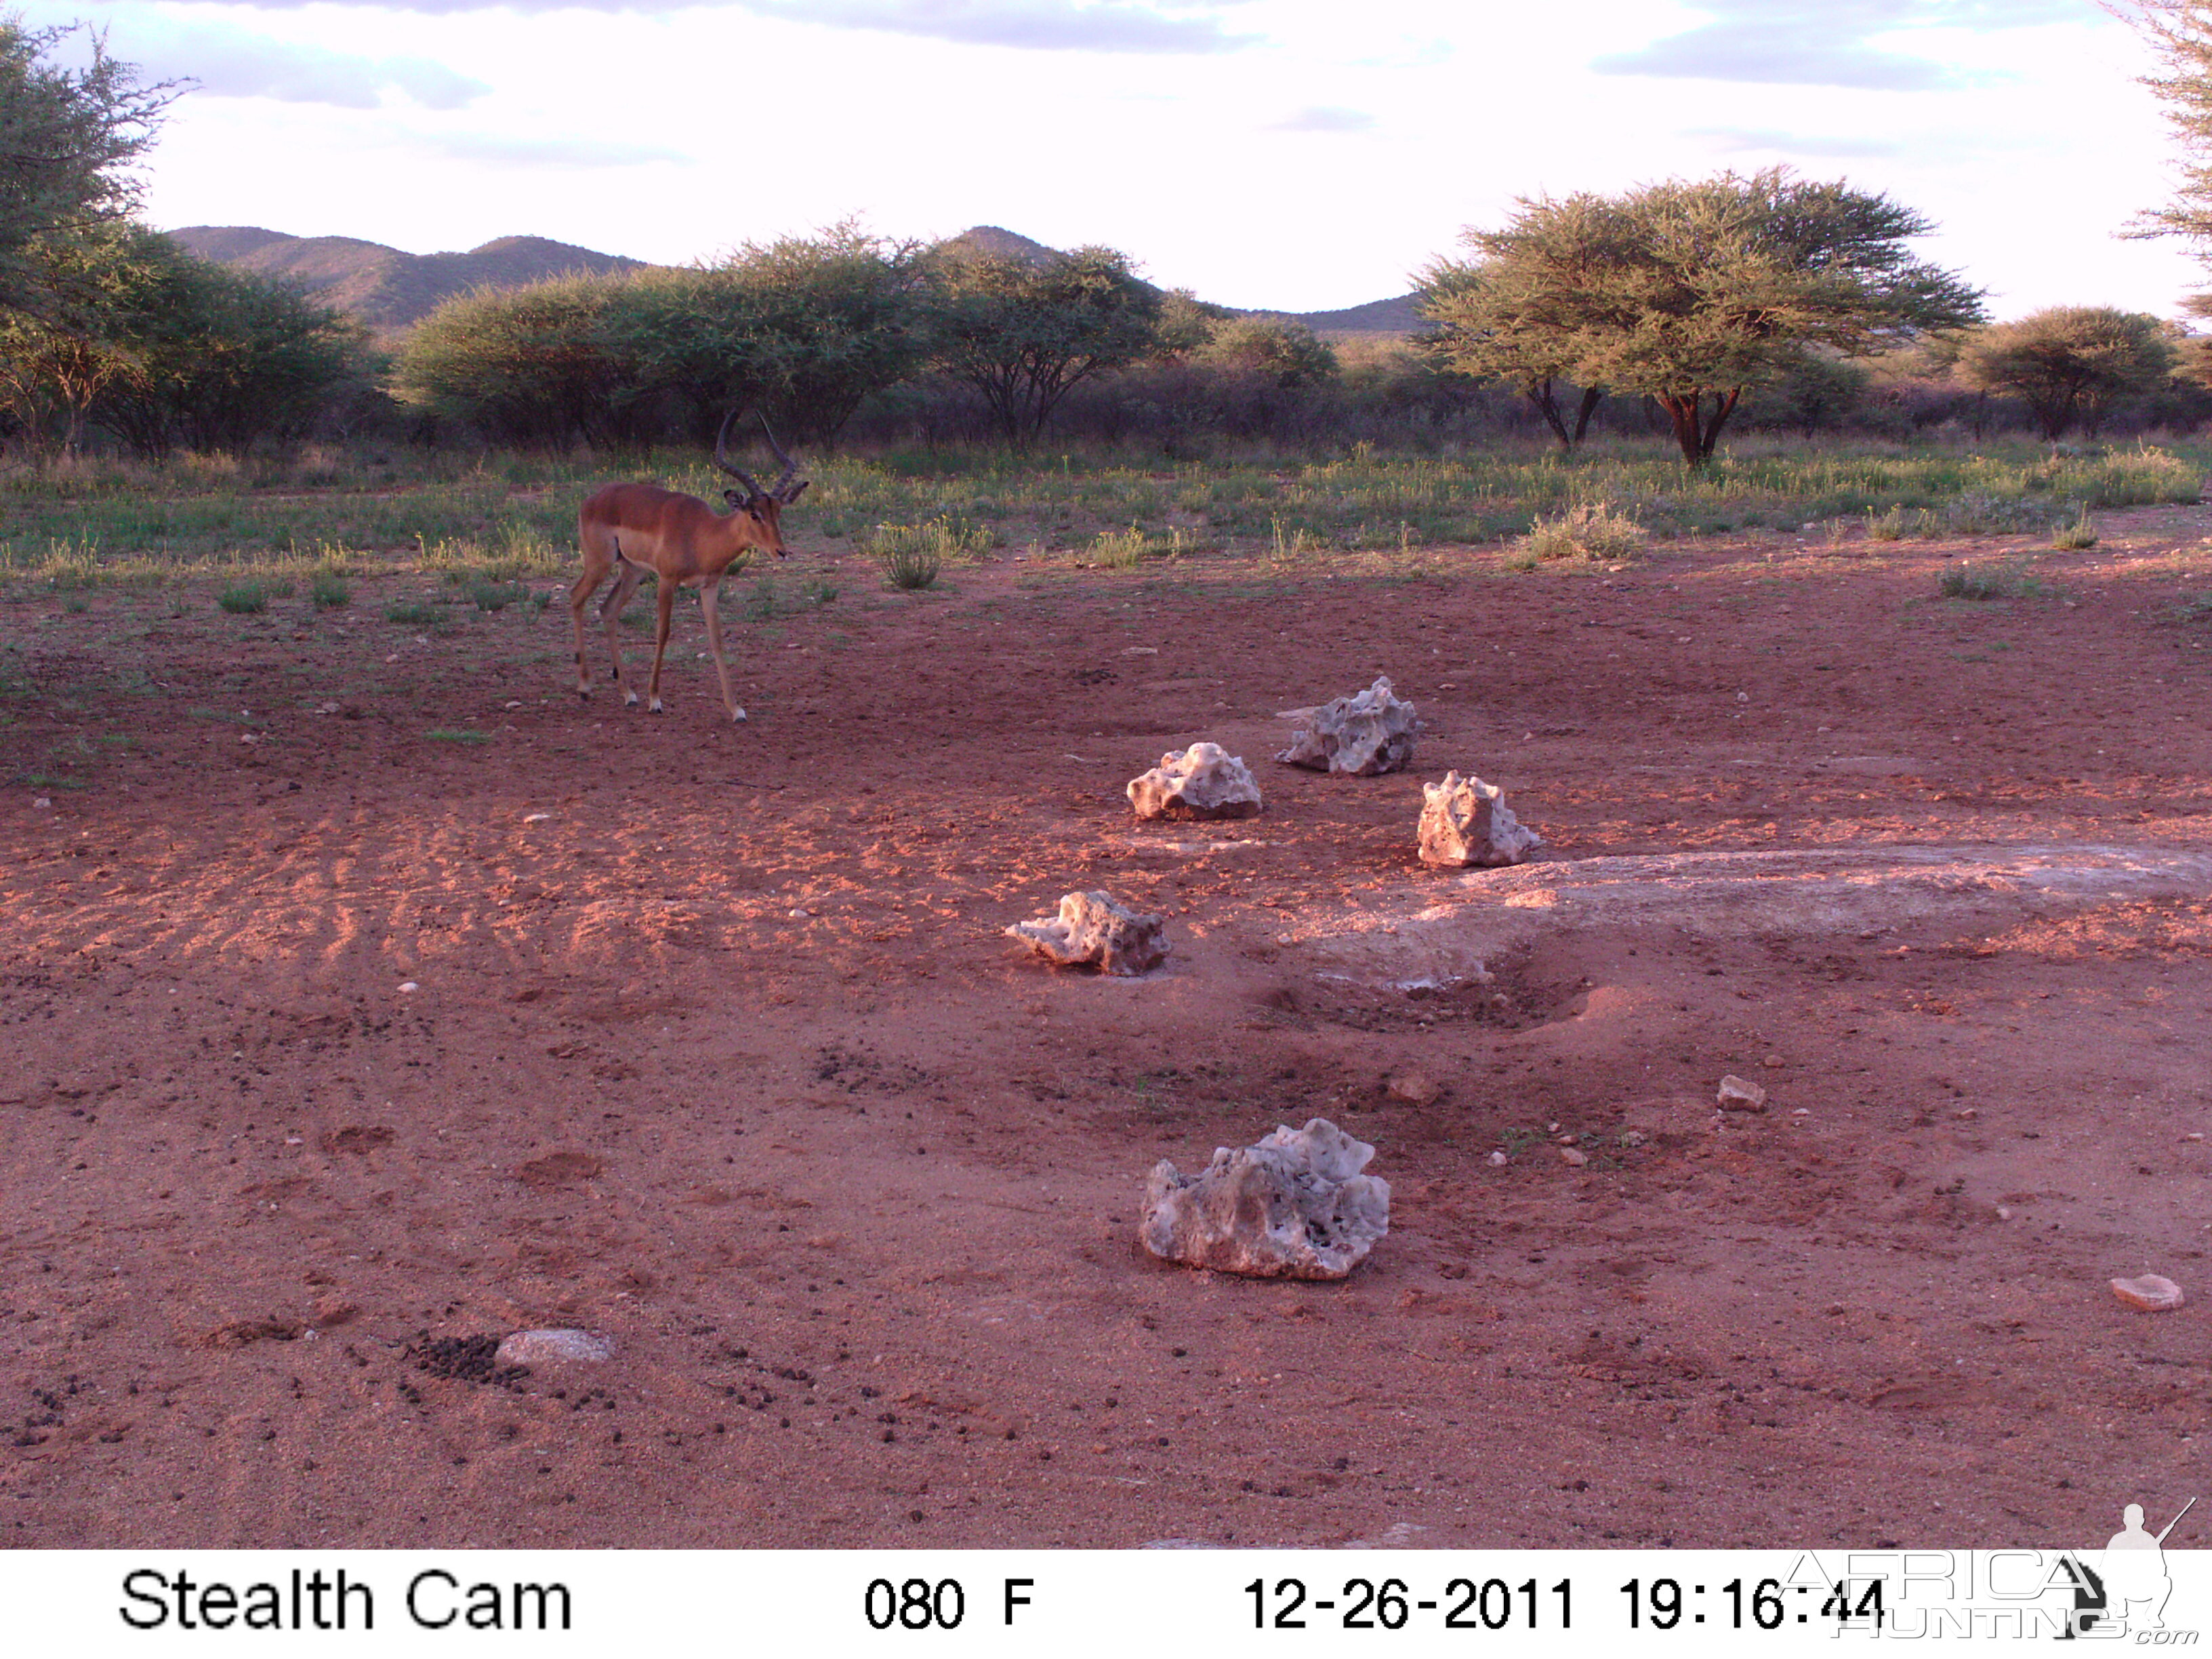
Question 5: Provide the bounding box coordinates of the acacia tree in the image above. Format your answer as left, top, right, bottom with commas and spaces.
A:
612, 224, 932, 447
400, 274, 636, 447
926, 245, 1161, 445
1427, 169, 1984, 466
0, 18, 178, 321
1957, 308, 2177, 438
1419, 196, 1615, 451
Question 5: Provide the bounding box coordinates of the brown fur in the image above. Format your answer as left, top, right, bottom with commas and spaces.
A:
569, 483, 792, 721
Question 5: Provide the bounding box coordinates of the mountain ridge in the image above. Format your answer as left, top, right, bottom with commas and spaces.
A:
165, 224, 1419, 337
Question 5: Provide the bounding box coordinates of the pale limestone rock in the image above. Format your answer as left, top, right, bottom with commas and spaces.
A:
1385, 1071, 1441, 1105
1417, 771, 1543, 867
1141, 1118, 1389, 1279
1276, 676, 1419, 775
1717, 1075, 1769, 1113
1006, 890, 1169, 977
1127, 742, 1263, 821
2111, 1274, 2186, 1312
495, 1328, 614, 1366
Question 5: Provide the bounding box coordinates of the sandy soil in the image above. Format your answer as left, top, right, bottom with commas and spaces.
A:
3, 512, 2211, 1550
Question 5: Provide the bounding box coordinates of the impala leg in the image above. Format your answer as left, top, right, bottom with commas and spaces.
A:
571, 537, 615, 698
599, 559, 648, 706
645, 577, 678, 714
699, 577, 745, 723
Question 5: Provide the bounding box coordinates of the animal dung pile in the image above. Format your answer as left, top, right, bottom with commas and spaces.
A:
1141, 1118, 1391, 1279
1006, 890, 1170, 977
1127, 742, 1263, 821
1416, 770, 1544, 867
1275, 676, 1419, 775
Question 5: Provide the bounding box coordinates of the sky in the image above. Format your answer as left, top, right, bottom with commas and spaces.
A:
30, 0, 2212, 318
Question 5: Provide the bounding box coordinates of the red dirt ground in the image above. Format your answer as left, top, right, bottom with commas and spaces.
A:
3, 512, 2211, 1549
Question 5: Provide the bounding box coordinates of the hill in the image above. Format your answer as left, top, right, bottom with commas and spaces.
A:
168, 223, 1418, 338
165, 227, 647, 333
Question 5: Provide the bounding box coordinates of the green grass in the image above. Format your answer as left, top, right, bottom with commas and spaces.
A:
218, 581, 270, 614
880, 544, 943, 590
310, 569, 352, 609
1, 436, 2203, 593
1937, 562, 2015, 600
385, 601, 442, 626
424, 728, 491, 744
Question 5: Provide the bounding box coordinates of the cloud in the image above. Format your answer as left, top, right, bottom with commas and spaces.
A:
413, 133, 688, 167
115, 22, 487, 108
1685, 127, 1907, 159
194, 0, 1262, 52
1271, 106, 1376, 134
1593, 1, 2083, 90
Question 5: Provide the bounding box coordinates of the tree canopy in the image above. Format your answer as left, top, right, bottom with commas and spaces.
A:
0, 17, 177, 320
1957, 306, 2177, 440
1422, 168, 1985, 464
925, 245, 1162, 445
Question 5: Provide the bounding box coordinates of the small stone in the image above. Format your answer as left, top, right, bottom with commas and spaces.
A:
495, 1328, 615, 1365
1275, 676, 1419, 775
1385, 1071, 1441, 1106
1008, 891, 1170, 977
1560, 1147, 1588, 1167
1127, 742, 1263, 821
33, 797, 51, 809
1717, 1074, 1768, 1113
2187, 1133, 2205, 1143
2110, 1275, 2185, 1313
1416, 771, 1542, 868
397, 981, 419, 994
1487, 1150, 1509, 1166
523, 812, 550, 823
1995, 1206, 2012, 1221
1620, 1130, 1647, 1148
1761, 1052, 1786, 1068
1141, 1118, 1389, 1279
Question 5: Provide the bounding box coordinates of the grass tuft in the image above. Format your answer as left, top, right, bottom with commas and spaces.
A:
1519, 500, 1646, 562
218, 581, 270, 614
1938, 563, 2013, 600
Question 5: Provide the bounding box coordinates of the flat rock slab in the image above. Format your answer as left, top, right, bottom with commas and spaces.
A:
495, 1328, 615, 1366
2111, 1275, 2186, 1313
1292, 844, 2212, 999
1142, 1118, 1390, 1280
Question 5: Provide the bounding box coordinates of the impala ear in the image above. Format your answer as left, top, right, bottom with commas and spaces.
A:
781, 480, 809, 504
723, 489, 745, 509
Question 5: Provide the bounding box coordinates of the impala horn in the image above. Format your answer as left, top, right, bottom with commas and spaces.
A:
712, 409, 767, 500
760, 416, 808, 504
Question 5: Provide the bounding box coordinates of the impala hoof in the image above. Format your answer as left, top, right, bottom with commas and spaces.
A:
649, 699, 664, 714
732, 708, 747, 723
623, 691, 639, 707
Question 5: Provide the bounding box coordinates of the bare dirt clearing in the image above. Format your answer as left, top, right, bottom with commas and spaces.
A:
3, 514, 2211, 1548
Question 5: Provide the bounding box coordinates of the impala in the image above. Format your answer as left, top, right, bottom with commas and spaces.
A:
570, 413, 808, 722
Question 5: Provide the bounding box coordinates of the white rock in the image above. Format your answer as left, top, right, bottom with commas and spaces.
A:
1141, 1118, 1390, 1279
397, 981, 419, 994
2110, 1274, 2185, 1313
1717, 1074, 1768, 1112
1276, 676, 1419, 775
1417, 771, 1543, 867
495, 1328, 615, 1365
1006, 890, 1170, 977
1127, 742, 1263, 821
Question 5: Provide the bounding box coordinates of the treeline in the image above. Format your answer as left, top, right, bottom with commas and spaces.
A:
7, 18, 2212, 465
14, 220, 2211, 464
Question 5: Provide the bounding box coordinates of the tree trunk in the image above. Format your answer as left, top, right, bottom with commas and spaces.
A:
1521, 377, 1573, 449
1659, 388, 1742, 466
1572, 385, 1603, 445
